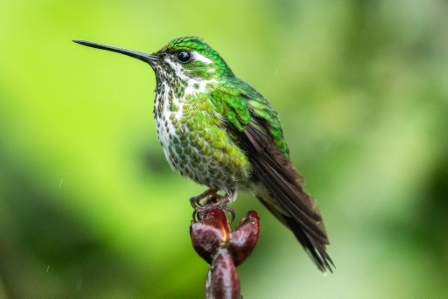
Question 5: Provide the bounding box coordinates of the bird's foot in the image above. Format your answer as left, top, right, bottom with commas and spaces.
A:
191, 190, 235, 222
190, 189, 220, 208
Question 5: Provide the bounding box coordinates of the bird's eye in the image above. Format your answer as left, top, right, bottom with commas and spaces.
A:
177, 51, 191, 63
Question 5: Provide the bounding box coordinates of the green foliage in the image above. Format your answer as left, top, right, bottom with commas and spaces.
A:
1, 0, 447, 298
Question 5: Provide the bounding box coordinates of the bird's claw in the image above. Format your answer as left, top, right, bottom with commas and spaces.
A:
192, 195, 235, 223
190, 189, 219, 208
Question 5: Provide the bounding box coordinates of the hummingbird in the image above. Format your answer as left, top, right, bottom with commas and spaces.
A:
73, 37, 334, 272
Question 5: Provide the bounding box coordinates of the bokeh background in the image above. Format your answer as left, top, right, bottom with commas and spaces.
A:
1, 0, 448, 298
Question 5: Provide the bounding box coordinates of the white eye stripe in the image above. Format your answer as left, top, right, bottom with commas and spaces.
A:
192, 52, 213, 64
165, 52, 215, 79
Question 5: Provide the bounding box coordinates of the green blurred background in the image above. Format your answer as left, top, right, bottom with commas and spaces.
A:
1, 0, 447, 298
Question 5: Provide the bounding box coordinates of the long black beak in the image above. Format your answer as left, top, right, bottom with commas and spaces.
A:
73, 40, 159, 63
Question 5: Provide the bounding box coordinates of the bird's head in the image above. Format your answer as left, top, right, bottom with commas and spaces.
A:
73, 37, 234, 87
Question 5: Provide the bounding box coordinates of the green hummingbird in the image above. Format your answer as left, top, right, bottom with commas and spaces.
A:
73, 37, 333, 272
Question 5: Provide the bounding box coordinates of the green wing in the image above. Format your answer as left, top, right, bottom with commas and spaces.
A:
211, 79, 334, 272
